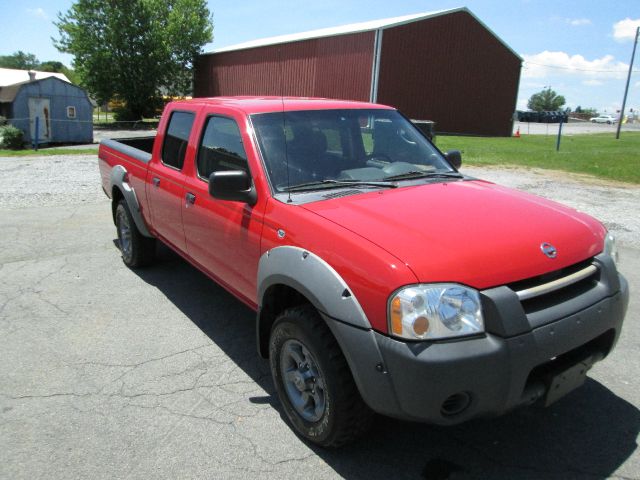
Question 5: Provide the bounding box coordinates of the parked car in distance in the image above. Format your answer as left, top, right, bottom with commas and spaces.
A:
516, 110, 568, 123
590, 115, 617, 124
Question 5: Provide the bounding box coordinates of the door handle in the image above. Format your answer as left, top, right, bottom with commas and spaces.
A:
185, 192, 196, 205
152, 177, 160, 187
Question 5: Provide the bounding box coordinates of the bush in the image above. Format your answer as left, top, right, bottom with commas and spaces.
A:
0, 125, 24, 149
113, 106, 140, 122
0, 115, 7, 126
113, 97, 162, 123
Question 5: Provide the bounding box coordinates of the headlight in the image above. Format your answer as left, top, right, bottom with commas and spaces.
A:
604, 231, 619, 265
389, 284, 484, 341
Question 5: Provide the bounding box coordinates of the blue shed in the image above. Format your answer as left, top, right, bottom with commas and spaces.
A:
0, 76, 93, 144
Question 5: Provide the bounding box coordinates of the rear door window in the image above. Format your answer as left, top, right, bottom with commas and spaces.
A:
197, 116, 249, 180
162, 111, 195, 169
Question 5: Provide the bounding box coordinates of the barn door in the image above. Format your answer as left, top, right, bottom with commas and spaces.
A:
28, 98, 51, 143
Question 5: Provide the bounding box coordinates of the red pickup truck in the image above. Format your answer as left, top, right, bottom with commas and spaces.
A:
99, 97, 628, 447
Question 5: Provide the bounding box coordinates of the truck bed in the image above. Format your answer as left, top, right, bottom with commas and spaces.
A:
100, 136, 155, 163
98, 136, 155, 217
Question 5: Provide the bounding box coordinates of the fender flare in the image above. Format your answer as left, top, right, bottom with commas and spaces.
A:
110, 165, 153, 238
257, 246, 372, 330
257, 246, 404, 415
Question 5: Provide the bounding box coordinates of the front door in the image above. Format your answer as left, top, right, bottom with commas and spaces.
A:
181, 114, 262, 305
28, 97, 51, 143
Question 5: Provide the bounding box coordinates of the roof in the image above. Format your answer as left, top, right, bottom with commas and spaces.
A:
0, 76, 79, 103
205, 7, 520, 59
170, 96, 393, 115
0, 82, 23, 102
0, 67, 70, 87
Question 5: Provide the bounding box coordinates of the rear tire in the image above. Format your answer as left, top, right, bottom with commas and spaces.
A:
269, 304, 373, 447
115, 200, 155, 268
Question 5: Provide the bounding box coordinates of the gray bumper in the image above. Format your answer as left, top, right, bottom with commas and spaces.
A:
325, 273, 629, 424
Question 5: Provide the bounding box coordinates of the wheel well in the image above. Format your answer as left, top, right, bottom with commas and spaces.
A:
257, 284, 310, 358
111, 186, 124, 225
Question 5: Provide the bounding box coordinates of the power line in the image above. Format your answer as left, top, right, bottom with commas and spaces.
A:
523, 60, 640, 73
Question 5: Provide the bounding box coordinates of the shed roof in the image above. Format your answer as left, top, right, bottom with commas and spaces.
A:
0, 68, 70, 87
0, 76, 81, 103
205, 7, 520, 59
0, 82, 24, 103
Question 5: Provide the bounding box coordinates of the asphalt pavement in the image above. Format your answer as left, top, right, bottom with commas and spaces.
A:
0, 154, 638, 479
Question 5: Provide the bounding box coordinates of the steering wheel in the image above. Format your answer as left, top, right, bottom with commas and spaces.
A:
398, 128, 417, 145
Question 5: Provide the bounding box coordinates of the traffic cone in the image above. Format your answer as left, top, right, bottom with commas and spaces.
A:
515, 127, 521, 138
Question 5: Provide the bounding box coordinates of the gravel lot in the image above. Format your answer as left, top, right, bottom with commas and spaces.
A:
1, 154, 638, 248
1, 153, 638, 479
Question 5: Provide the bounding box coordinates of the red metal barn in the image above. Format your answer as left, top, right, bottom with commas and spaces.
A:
194, 8, 521, 136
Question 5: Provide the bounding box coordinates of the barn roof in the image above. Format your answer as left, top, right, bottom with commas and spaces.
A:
0, 68, 70, 87
205, 7, 520, 59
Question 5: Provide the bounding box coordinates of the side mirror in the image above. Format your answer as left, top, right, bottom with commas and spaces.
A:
444, 150, 462, 169
209, 170, 257, 206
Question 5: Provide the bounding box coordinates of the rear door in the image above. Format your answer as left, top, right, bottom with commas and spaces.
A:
147, 110, 196, 253
181, 113, 263, 305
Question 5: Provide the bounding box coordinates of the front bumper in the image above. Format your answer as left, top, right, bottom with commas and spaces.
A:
326, 269, 628, 424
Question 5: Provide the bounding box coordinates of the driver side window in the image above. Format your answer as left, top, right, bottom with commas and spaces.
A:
197, 116, 248, 180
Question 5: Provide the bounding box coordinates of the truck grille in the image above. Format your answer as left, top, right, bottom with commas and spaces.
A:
515, 264, 598, 301
508, 258, 600, 317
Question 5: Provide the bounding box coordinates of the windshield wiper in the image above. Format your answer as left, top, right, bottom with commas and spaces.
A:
383, 171, 463, 181
282, 179, 397, 192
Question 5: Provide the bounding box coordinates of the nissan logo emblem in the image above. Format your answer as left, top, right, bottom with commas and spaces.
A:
541, 242, 557, 259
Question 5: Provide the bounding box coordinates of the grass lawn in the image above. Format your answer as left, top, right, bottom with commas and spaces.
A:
436, 132, 640, 184
0, 147, 98, 157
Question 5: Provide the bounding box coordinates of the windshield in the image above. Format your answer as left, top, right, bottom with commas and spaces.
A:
250, 109, 454, 192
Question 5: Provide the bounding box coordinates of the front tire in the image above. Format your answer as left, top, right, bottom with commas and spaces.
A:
269, 305, 373, 447
115, 200, 155, 268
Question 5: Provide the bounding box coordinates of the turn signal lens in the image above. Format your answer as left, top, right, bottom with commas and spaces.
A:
391, 296, 403, 335
604, 232, 619, 266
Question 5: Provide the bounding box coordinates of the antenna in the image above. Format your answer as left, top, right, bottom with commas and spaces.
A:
283, 100, 292, 204
277, 46, 292, 202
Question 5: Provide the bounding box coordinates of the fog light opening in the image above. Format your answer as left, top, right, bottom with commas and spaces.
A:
440, 392, 472, 417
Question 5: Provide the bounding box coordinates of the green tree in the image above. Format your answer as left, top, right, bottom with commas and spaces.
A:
39, 60, 82, 84
38, 60, 65, 72
527, 87, 566, 112
54, 0, 213, 120
0, 51, 40, 69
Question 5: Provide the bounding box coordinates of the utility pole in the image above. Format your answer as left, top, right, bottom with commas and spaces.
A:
616, 26, 639, 139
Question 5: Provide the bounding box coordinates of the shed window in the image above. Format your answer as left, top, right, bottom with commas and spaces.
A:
66, 106, 76, 119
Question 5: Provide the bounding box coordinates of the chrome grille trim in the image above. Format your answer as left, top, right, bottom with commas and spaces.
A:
516, 264, 599, 301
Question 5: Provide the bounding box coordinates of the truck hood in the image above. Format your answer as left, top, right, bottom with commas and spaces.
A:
302, 180, 605, 289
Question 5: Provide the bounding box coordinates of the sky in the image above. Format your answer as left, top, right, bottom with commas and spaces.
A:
1, 0, 639, 114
